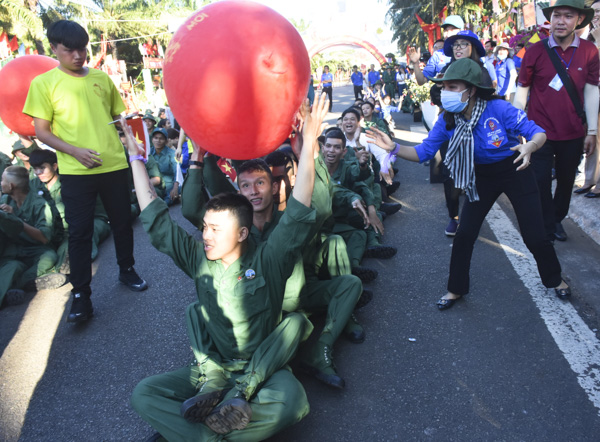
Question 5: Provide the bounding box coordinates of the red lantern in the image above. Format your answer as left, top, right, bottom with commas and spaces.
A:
0, 55, 59, 136
164, 0, 310, 160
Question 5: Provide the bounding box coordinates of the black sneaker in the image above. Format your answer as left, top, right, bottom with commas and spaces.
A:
3, 289, 25, 307
379, 202, 402, 216
119, 267, 148, 291
354, 289, 373, 310
351, 266, 378, 283
386, 181, 400, 196
363, 245, 397, 259
67, 293, 93, 323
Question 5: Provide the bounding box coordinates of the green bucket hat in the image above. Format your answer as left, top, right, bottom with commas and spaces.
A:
430, 58, 495, 90
543, 0, 594, 29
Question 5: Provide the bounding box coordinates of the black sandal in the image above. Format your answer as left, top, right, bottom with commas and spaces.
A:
555, 284, 571, 299
436, 296, 462, 310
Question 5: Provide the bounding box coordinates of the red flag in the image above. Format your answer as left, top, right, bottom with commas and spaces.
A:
415, 14, 425, 25
25, 46, 31, 54
0, 32, 7, 43
126, 117, 150, 158
9, 36, 18, 52
217, 158, 237, 182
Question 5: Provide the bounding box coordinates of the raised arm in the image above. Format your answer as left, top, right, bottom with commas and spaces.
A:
121, 117, 158, 211
292, 92, 329, 207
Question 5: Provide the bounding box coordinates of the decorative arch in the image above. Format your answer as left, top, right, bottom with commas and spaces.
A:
307, 36, 388, 66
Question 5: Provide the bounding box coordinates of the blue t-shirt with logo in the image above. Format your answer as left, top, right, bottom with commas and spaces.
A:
414, 99, 544, 164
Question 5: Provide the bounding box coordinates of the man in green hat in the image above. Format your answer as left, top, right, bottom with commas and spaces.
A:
514, 0, 599, 243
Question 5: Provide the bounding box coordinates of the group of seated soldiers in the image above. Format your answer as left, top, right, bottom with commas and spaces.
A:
1, 95, 403, 440
0, 137, 112, 307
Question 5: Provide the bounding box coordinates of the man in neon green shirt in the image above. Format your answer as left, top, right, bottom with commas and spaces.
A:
23, 20, 148, 323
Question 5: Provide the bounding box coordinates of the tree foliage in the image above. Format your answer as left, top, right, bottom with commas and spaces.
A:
386, 0, 493, 52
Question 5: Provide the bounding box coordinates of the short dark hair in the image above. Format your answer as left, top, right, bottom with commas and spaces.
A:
29, 149, 58, 168
361, 101, 374, 110
485, 40, 497, 48
205, 193, 253, 230
166, 128, 179, 140
434, 39, 445, 45
237, 159, 274, 185
47, 20, 89, 49
157, 119, 170, 128
3, 166, 30, 191
324, 128, 346, 148
265, 150, 293, 168
352, 65, 358, 69
324, 65, 329, 69
342, 107, 361, 121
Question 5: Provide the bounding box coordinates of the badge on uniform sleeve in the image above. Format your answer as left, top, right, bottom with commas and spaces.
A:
245, 269, 256, 280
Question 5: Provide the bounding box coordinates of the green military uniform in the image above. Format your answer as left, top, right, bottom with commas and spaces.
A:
0, 152, 12, 177
181, 158, 363, 375
146, 154, 166, 199
382, 69, 396, 99
150, 145, 178, 203
329, 157, 383, 265
31, 177, 110, 269
0, 190, 58, 304
131, 194, 317, 441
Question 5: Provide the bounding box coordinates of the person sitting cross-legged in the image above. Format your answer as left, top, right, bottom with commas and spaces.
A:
128, 96, 329, 440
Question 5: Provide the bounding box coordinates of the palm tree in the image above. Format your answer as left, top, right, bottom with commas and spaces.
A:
0, 0, 45, 53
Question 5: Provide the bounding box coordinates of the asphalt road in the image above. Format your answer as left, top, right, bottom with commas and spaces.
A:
1, 85, 600, 441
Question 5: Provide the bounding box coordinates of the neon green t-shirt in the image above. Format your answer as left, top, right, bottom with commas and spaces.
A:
23, 68, 127, 175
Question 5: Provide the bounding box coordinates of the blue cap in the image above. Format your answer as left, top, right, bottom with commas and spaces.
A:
151, 127, 168, 139
443, 30, 485, 58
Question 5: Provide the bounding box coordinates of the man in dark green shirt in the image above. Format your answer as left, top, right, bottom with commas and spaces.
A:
127, 96, 329, 440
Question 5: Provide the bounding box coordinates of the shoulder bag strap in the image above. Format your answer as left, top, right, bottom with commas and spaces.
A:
543, 39, 587, 125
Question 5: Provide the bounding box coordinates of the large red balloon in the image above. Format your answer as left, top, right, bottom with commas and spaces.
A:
0, 55, 59, 136
163, 0, 310, 160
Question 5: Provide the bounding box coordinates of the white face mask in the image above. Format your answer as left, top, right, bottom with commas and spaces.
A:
441, 88, 470, 113
497, 52, 508, 61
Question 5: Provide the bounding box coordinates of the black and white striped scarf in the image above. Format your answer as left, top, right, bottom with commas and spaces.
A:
444, 97, 487, 202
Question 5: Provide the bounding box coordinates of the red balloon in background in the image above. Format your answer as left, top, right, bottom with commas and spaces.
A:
163, 0, 310, 160
0, 55, 59, 136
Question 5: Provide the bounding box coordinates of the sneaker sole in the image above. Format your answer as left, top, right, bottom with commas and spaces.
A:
204, 398, 252, 434
181, 389, 229, 423
444, 231, 456, 237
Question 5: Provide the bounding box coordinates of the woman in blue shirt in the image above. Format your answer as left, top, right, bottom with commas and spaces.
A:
320, 65, 334, 111
366, 58, 570, 310
494, 43, 517, 100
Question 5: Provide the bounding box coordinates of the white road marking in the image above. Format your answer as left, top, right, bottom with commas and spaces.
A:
486, 202, 600, 416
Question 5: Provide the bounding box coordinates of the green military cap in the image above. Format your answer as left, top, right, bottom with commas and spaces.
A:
143, 111, 157, 123
430, 58, 495, 90
11, 140, 39, 156
543, 0, 594, 29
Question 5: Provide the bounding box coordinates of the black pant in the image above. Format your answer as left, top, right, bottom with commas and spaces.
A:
61, 168, 135, 296
353, 85, 363, 100
530, 138, 584, 240
447, 154, 562, 296
322, 86, 333, 110
439, 141, 461, 219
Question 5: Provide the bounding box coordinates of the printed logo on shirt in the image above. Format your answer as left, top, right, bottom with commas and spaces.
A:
516, 109, 527, 124
93, 83, 103, 97
484, 117, 504, 148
